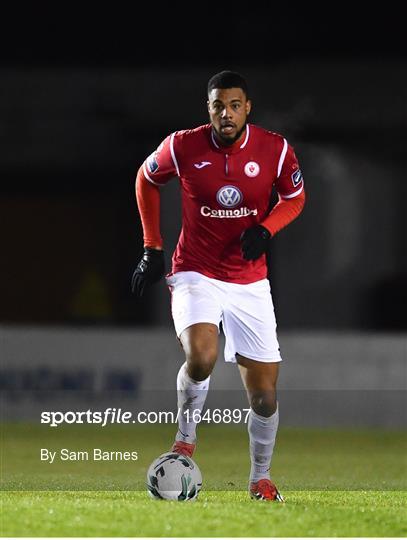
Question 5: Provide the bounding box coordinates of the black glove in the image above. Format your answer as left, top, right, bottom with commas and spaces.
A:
240, 225, 271, 261
131, 248, 165, 297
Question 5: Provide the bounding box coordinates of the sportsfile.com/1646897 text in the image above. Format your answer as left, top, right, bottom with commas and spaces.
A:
40, 408, 252, 427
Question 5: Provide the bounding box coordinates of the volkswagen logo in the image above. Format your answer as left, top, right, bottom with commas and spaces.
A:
216, 185, 243, 208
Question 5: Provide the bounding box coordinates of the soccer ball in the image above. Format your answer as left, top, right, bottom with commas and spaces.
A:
146, 452, 202, 501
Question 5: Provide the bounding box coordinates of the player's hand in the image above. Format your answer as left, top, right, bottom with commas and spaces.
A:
131, 248, 165, 296
240, 225, 271, 261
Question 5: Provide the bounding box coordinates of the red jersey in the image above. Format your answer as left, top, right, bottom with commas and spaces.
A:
142, 123, 304, 284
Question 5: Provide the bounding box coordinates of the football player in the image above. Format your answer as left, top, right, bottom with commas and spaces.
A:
132, 71, 305, 501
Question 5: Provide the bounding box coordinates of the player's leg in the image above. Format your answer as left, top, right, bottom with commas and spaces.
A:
166, 272, 223, 456
237, 355, 283, 501
221, 277, 283, 499
173, 323, 218, 455
237, 355, 279, 476
237, 354, 279, 416
179, 322, 219, 381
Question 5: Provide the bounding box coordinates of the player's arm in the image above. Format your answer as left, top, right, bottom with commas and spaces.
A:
131, 134, 178, 296
262, 141, 305, 235
240, 141, 305, 261
136, 167, 163, 249
261, 188, 305, 236
131, 168, 165, 296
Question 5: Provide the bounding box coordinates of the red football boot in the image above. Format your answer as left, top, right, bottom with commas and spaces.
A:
250, 479, 284, 501
171, 440, 196, 457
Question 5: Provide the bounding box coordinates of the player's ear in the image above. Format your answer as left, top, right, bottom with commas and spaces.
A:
207, 100, 210, 113
246, 99, 252, 116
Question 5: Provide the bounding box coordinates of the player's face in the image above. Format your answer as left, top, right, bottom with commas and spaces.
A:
207, 88, 251, 146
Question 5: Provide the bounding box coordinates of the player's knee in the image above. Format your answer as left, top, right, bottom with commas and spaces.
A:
250, 391, 277, 417
186, 345, 217, 381
187, 360, 215, 381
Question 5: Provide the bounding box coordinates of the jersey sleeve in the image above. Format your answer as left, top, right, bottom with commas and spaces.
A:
136, 167, 163, 248
142, 133, 180, 186
274, 140, 304, 199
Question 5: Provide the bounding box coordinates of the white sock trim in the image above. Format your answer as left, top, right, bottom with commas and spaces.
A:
177, 362, 210, 390
250, 402, 279, 423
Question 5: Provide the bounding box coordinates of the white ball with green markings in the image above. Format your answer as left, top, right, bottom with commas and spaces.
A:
147, 452, 202, 501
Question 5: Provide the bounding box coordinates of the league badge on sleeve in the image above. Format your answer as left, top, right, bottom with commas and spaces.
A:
146, 141, 164, 175
146, 151, 159, 174
291, 169, 303, 187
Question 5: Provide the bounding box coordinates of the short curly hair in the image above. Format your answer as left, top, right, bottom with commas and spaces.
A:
207, 71, 249, 98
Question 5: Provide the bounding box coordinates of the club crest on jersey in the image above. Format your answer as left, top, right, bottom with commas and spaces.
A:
244, 161, 260, 178
291, 169, 303, 187
216, 185, 243, 208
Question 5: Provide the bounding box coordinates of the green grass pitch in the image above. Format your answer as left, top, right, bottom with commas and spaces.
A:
1, 424, 406, 536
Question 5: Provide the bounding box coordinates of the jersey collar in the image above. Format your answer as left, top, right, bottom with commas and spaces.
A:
209, 124, 250, 154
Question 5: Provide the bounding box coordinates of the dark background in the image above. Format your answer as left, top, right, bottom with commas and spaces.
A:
1, 5, 406, 330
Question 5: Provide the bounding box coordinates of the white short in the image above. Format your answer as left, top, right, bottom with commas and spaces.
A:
166, 271, 282, 363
